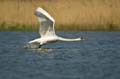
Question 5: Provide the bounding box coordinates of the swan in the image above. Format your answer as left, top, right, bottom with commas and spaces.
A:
25, 7, 84, 49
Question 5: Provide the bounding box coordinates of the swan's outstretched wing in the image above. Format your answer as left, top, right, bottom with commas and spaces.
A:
35, 7, 56, 37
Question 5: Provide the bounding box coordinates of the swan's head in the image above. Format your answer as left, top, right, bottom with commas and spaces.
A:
80, 37, 86, 41
75, 37, 86, 41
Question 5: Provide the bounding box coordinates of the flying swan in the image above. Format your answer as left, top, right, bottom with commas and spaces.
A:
25, 7, 84, 49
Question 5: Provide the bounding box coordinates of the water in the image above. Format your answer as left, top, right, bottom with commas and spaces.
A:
0, 31, 120, 79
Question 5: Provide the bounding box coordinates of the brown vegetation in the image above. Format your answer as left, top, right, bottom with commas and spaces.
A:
0, 0, 120, 31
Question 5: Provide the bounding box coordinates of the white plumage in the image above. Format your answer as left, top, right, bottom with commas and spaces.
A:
25, 7, 84, 49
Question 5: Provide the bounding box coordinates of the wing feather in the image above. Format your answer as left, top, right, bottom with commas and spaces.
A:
35, 7, 55, 37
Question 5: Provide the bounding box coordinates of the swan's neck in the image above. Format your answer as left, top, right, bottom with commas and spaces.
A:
58, 37, 82, 42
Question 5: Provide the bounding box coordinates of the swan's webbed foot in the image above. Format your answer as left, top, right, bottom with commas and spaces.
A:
39, 45, 42, 48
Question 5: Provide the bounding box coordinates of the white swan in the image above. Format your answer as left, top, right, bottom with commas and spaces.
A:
25, 7, 84, 48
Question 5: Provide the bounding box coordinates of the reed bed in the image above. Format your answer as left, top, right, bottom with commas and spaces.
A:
0, 0, 120, 31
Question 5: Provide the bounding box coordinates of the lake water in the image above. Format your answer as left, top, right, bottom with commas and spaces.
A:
0, 31, 120, 79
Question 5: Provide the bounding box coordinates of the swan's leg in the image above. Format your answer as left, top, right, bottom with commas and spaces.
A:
39, 45, 42, 48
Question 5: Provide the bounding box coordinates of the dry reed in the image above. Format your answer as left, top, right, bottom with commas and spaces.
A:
0, 0, 120, 31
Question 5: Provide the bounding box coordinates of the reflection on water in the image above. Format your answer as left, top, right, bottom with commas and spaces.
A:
0, 32, 120, 79
28, 48, 54, 52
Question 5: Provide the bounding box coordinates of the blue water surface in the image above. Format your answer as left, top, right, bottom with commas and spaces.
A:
0, 31, 120, 79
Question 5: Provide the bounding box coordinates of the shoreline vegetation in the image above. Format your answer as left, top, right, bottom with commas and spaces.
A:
0, 0, 120, 31
0, 23, 119, 31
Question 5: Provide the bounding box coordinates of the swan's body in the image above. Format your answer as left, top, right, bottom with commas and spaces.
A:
25, 7, 84, 49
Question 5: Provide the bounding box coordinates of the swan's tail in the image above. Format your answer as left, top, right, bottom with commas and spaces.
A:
24, 42, 40, 49
24, 38, 41, 49
58, 37, 85, 42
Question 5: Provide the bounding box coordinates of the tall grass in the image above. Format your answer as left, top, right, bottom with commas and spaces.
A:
0, 0, 120, 31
